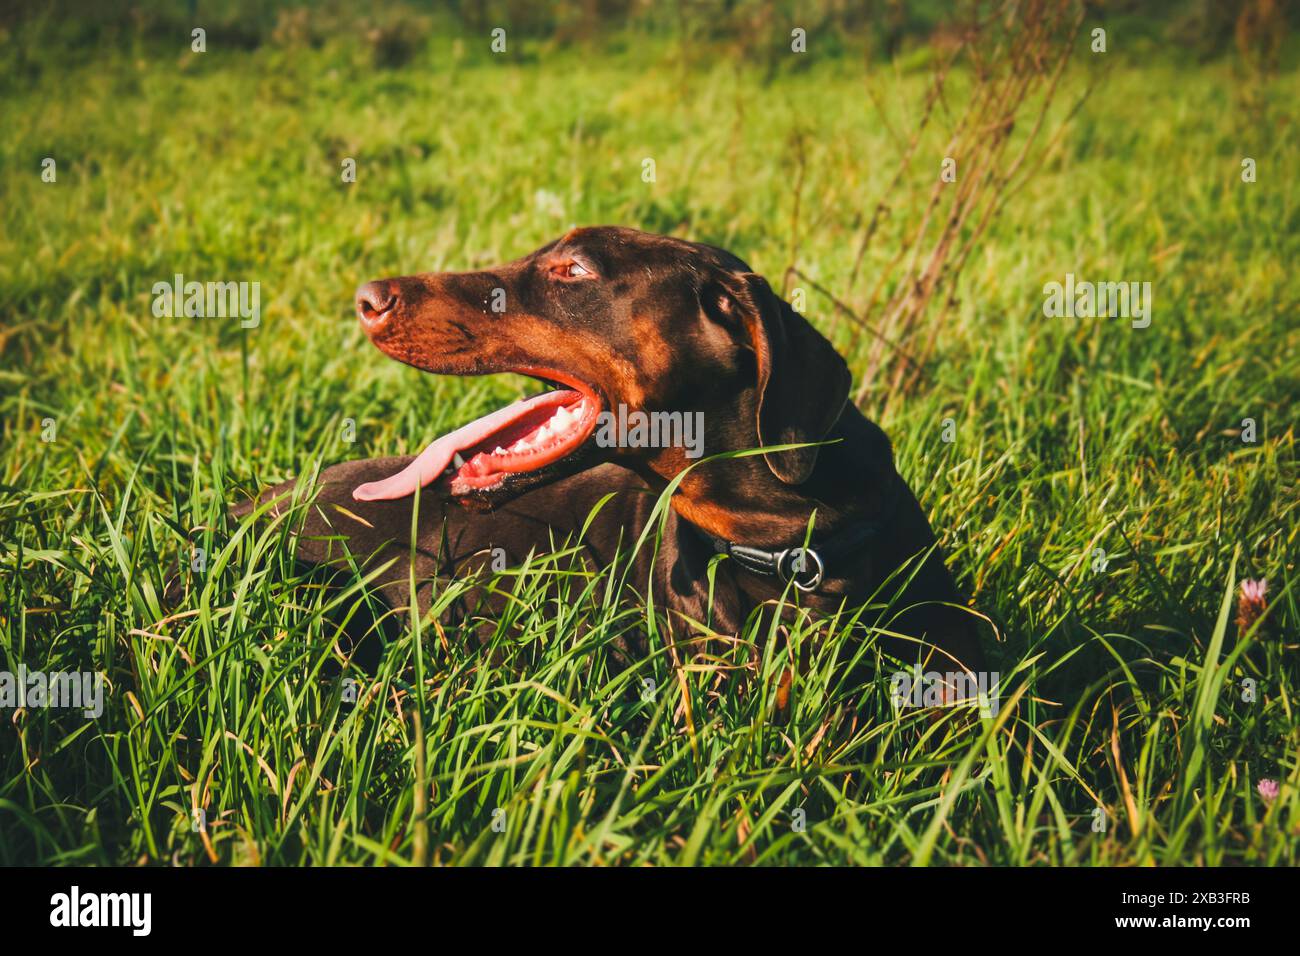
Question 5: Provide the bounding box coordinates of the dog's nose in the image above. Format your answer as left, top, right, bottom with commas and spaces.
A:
356, 281, 397, 330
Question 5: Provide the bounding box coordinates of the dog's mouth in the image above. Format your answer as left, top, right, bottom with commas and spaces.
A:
352, 373, 602, 502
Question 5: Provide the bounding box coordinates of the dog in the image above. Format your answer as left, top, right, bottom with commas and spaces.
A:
231, 226, 984, 675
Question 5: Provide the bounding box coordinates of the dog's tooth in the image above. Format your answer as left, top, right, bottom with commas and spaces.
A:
452, 452, 466, 468
553, 406, 573, 428
493, 445, 507, 456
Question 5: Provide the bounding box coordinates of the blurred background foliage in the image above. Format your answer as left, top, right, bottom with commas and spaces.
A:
1, 0, 1295, 80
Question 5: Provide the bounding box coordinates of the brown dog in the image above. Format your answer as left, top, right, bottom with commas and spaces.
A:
234, 227, 984, 673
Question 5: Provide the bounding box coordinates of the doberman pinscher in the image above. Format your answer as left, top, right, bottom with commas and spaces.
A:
233, 226, 984, 674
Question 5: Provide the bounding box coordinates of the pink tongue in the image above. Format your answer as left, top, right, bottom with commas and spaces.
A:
353, 391, 567, 501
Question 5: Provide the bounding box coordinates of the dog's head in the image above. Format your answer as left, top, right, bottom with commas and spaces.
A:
352, 225, 850, 507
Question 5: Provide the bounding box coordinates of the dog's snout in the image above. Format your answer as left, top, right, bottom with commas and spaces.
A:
356, 281, 397, 329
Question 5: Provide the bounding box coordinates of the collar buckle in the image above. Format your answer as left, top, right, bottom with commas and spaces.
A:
776, 547, 825, 591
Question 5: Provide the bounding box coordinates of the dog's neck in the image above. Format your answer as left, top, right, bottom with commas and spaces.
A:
654, 404, 899, 550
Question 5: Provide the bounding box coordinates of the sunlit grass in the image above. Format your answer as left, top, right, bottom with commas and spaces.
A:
1, 25, 1297, 865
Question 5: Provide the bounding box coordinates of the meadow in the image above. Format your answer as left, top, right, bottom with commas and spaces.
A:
1, 10, 1298, 865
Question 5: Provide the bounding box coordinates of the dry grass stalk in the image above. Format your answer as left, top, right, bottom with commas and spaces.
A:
789, 0, 1092, 407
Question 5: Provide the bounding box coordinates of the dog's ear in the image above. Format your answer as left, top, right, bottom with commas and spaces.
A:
718, 273, 852, 484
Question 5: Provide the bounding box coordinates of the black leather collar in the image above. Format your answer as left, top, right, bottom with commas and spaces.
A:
703, 476, 902, 592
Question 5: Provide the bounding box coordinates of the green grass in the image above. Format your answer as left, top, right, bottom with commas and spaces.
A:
1, 26, 1298, 865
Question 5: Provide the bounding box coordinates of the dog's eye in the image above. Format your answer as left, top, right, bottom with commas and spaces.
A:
550, 259, 592, 280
